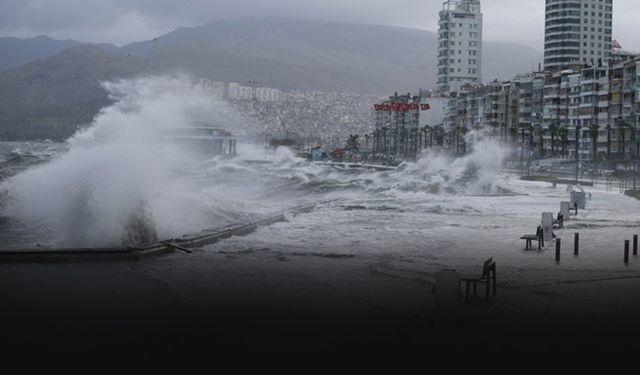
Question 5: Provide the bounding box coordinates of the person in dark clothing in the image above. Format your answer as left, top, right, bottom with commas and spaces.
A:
536, 224, 545, 247
556, 212, 564, 229
573, 201, 578, 215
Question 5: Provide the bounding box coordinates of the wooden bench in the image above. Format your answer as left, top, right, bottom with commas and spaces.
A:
521, 234, 542, 250
461, 257, 496, 302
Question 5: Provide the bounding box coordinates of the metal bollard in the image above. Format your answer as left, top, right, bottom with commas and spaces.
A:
634, 235, 638, 256
556, 238, 561, 262
574, 233, 579, 256
625, 240, 630, 264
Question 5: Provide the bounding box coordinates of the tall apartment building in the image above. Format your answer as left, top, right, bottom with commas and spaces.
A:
544, 0, 613, 71
437, 0, 483, 95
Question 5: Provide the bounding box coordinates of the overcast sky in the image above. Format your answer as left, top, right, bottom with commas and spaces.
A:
0, 0, 638, 51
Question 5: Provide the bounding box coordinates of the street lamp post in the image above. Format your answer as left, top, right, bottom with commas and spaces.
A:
575, 124, 582, 183
633, 136, 640, 192
632, 117, 638, 191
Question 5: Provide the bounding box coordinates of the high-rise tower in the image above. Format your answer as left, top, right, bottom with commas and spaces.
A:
437, 0, 483, 96
544, 0, 613, 71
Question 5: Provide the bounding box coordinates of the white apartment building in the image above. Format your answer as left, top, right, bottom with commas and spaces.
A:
544, 0, 613, 71
436, 0, 483, 95
226, 82, 281, 102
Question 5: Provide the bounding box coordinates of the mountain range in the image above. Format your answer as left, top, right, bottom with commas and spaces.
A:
0, 18, 543, 140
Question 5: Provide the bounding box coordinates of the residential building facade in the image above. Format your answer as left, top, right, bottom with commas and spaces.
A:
544, 0, 614, 71
437, 0, 483, 95
442, 57, 640, 163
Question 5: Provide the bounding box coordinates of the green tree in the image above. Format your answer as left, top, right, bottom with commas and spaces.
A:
345, 134, 360, 152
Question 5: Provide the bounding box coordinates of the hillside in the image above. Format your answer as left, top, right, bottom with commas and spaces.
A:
0, 19, 543, 140
0, 45, 148, 140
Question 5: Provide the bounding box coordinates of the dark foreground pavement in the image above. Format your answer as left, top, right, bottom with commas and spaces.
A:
1, 254, 639, 359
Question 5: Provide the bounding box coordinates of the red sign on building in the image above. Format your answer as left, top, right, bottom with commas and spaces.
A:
374, 103, 431, 112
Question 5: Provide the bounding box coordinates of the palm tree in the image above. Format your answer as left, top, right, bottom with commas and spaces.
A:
364, 134, 370, 156
589, 124, 600, 162
426, 125, 433, 148
414, 127, 420, 156
457, 125, 469, 154
371, 129, 376, 154
510, 126, 518, 146
606, 124, 612, 161
381, 126, 388, 155
617, 118, 627, 160
422, 125, 430, 149
451, 125, 458, 154
345, 134, 360, 153
401, 126, 408, 158
549, 123, 559, 157
434, 125, 444, 148
560, 126, 569, 158
575, 124, 582, 161
621, 120, 628, 160
536, 125, 544, 156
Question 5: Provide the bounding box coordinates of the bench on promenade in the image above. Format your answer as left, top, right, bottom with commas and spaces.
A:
461, 257, 496, 302
521, 234, 542, 250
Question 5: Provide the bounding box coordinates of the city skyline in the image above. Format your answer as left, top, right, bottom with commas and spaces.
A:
1, 0, 639, 53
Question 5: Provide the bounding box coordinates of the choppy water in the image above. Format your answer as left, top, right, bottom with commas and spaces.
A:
0, 141, 67, 180
0, 136, 509, 249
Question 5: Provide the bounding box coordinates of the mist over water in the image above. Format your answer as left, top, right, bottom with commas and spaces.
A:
0, 76, 511, 248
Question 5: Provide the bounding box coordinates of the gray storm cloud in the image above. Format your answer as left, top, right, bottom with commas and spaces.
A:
0, 0, 637, 51
0, 0, 435, 34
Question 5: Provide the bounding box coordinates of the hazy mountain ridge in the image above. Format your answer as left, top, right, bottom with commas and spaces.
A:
122, 19, 543, 92
0, 35, 121, 73
0, 45, 149, 140
0, 19, 543, 140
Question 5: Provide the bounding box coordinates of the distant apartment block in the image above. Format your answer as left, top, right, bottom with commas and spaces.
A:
371, 92, 449, 159
437, 0, 483, 95
544, 0, 613, 71
226, 82, 282, 102
197, 79, 281, 102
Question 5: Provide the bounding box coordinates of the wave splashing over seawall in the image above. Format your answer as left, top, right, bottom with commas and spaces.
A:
0, 76, 244, 248
391, 135, 509, 196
